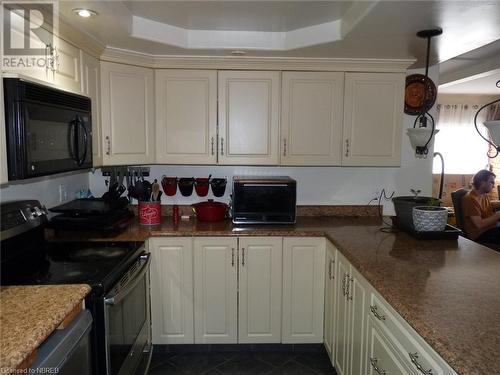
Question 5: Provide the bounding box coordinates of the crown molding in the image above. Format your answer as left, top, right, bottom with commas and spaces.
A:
57, 17, 106, 58
101, 47, 415, 72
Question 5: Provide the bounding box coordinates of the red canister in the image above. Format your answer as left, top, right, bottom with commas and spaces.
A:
172, 204, 180, 225
139, 201, 161, 225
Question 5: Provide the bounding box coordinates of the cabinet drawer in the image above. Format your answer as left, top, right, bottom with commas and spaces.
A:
367, 316, 413, 375
369, 293, 451, 375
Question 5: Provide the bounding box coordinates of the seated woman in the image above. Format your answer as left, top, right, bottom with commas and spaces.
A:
463, 169, 500, 244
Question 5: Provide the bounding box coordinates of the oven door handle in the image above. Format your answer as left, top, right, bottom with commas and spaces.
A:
104, 253, 151, 306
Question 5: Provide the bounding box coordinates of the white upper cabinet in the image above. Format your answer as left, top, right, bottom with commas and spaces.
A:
342, 72, 404, 166
218, 71, 280, 165
155, 70, 217, 164
281, 72, 344, 166
3, 12, 49, 83
101, 62, 155, 165
0, 78, 8, 185
52, 36, 81, 93
80, 52, 102, 167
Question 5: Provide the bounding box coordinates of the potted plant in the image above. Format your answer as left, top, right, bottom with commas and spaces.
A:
392, 191, 441, 231
412, 205, 448, 232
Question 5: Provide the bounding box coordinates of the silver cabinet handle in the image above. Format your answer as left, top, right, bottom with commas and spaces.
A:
211, 137, 214, 155
370, 358, 387, 375
45, 45, 49, 71
370, 305, 386, 321
283, 138, 287, 157
330, 260, 335, 279
105, 136, 111, 155
409, 353, 433, 375
53, 46, 60, 71
341, 274, 348, 296
241, 247, 245, 266
220, 137, 224, 156
345, 139, 350, 157
328, 260, 332, 280
231, 248, 235, 267
347, 276, 353, 301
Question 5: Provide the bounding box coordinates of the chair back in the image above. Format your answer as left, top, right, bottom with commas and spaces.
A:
451, 188, 470, 237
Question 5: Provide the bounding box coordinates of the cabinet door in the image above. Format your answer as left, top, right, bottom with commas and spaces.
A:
348, 267, 369, 375
218, 71, 280, 165
281, 72, 344, 166
282, 237, 325, 343
238, 237, 282, 343
101, 62, 155, 165
342, 72, 404, 166
81, 52, 102, 167
334, 252, 351, 375
367, 316, 413, 375
52, 37, 81, 93
194, 237, 238, 343
150, 238, 194, 344
324, 241, 337, 361
3, 12, 49, 82
0, 77, 8, 185
156, 70, 217, 164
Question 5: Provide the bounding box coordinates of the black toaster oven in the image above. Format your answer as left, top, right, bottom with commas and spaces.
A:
232, 176, 296, 224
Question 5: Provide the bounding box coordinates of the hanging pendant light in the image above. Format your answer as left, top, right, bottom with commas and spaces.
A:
474, 80, 500, 158
405, 28, 442, 158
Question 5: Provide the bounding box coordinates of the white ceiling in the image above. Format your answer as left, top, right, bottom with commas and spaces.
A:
58, 0, 500, 69
123, 1, 348, 32
439, 70, 500, 95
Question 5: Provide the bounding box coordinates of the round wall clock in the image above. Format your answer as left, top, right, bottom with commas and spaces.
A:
404, 74, 437, 115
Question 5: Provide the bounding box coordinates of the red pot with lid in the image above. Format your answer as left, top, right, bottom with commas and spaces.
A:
192, 199, 228, 222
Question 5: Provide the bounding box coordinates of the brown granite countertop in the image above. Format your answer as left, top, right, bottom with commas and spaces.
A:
0, 284, 91, 371
49, 216, 500, 374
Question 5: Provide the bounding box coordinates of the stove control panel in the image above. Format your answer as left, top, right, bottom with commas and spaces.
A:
0, 200, 48, 240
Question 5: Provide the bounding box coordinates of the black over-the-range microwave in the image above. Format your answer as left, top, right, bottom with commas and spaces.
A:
232, 176, 297, 224
3, 78, 92, 180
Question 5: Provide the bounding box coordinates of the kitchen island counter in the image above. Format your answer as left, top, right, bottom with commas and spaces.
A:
0, 284, 91, 371
49, 216, 500, 374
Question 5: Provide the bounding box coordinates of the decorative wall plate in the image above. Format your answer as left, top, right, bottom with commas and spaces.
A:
404, 74, 437, 115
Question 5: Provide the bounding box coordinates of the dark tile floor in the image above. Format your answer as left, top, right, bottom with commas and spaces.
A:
148, 345, 337, 375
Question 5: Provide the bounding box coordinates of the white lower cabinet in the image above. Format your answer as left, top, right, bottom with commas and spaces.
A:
333, 249, 369, 375
367, 316, 413, 375
367, 292, 454, 375
282, 237, 326, 343
150, 237, 194, 344
324, 240, 337, 361
193, 236, 283, 344
238, 237, 283, 343
328, 243, 456, 375
193, 237, 238, 344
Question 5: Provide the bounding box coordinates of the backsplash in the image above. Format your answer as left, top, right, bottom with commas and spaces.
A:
0, 171, 89, 209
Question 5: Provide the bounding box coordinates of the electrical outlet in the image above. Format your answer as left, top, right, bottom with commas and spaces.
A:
59, 184, 68, 202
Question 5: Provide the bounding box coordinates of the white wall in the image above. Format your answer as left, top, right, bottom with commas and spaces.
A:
0, 171, 89, 209
88, 66, 437, 216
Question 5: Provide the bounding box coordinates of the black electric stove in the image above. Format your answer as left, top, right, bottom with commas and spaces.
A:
0, 200, 152, 375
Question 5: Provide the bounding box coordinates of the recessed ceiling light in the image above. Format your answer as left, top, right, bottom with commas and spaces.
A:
72, 8, 98, 18
230, 50, 246, 56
